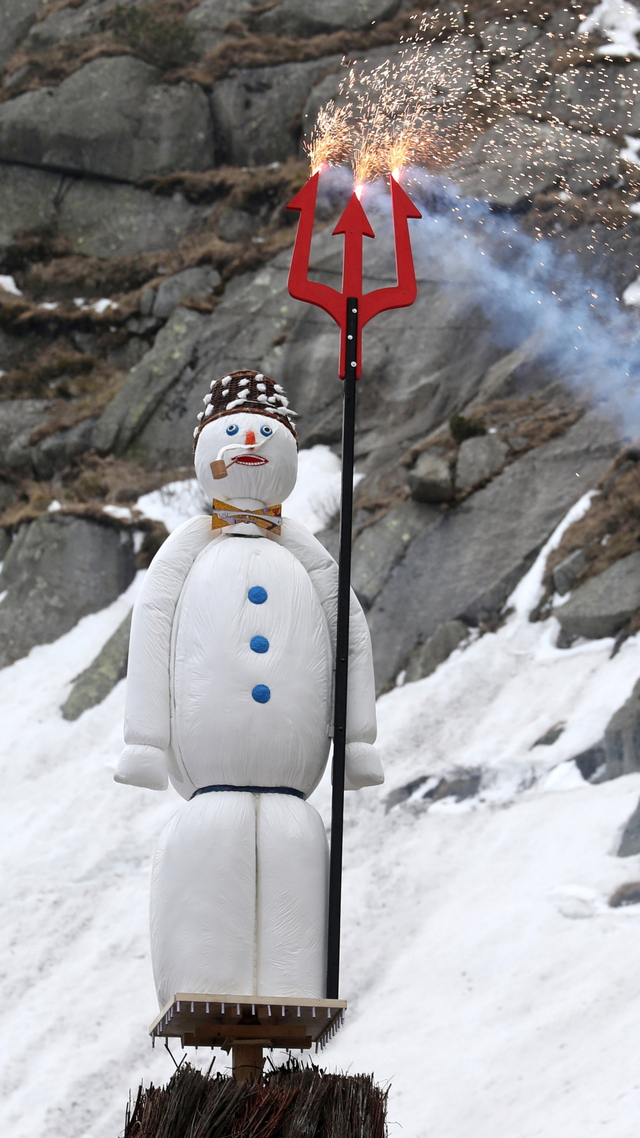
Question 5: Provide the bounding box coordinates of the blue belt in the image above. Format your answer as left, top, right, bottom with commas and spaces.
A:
191, 784, 306, 801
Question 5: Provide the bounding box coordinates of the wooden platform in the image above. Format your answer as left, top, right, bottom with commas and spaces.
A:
149, 994, 347, 1052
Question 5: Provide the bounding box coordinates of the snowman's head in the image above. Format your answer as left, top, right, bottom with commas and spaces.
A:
193, 371, 298, 506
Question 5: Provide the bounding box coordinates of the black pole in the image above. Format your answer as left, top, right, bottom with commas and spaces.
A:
326, 297, 358, 1000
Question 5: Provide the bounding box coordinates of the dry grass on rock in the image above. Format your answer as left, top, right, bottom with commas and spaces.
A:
524, 189, 638, 238
352, 392, 585, 535
139, 158, 309, 209
402, 392, 585, 476
0, 451, 191, 531
545, 451, 640, 590
1, 5, 432, 101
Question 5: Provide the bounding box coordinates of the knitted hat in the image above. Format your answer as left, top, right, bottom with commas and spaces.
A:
193, 370, 298, 451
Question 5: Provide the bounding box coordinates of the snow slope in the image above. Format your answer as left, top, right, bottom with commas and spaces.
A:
1, 455, 640, 1137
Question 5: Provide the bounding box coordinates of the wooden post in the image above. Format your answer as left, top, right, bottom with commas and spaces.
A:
232, 1043, 264, 1083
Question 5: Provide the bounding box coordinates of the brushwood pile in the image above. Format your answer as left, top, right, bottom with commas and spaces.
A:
3, 5, 640, 818
123, 1062, 387, 1138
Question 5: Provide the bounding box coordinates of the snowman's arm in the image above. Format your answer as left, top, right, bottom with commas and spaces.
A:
278, 518, 383, 790
116, 515, 214, 791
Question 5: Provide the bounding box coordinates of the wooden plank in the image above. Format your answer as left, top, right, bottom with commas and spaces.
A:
151, 992, 346, 1029
150, 991, 346, 1050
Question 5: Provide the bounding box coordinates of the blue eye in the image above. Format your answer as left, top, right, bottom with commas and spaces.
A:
226, 423, 239, 436
260, 424, 273, 437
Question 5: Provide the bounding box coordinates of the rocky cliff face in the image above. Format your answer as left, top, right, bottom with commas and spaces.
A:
3, 0, 640, 782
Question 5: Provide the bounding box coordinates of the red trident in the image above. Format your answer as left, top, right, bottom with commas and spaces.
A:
286, 170, 422, 376
286, 172, 422, 1003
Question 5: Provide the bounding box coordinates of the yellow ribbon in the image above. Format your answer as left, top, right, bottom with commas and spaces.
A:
211, 498, 282, 534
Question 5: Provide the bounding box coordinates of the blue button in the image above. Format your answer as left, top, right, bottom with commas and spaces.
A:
250, 635, 269, 654
252, 684, 271, 703
248, 586, 268, 604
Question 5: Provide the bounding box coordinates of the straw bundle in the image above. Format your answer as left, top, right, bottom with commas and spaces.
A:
123, 1060, 387, 1138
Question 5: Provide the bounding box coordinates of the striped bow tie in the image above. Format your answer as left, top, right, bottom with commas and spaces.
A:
211, 498, 282, 535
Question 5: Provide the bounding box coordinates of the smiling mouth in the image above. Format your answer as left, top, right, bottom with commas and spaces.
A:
232, 454, 268, 466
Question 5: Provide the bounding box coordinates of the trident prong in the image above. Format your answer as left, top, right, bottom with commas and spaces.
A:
286, 171, 422, 377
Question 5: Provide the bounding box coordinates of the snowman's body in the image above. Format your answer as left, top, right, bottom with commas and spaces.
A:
172, 535, 332, 793
116, 388, 382, 1008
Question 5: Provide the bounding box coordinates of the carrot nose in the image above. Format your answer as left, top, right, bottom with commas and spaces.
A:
245, 429, 256, 446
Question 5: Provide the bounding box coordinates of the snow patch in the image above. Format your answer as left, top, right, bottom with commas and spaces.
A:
620, 134, 640, 164
623, 275, 640, 305
581, 0, 640, 57
135, 479, 209, 533
283, 445, 363, 533
0, 274, 22, 296
3, 492, 640, 1136
102, 504, 134, 521
508, 489, 597, 617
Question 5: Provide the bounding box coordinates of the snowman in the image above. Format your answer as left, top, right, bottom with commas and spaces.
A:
115, 370, 383, 1007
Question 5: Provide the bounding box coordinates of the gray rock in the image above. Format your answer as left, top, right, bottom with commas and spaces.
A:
94, 210, 549, 471
467, 334, 545, 409
30, 418, 97, 480
0, 514, 135, 669
186, 0, 256, 55
490, 42, 550, 109
531, 722, 565, 747
609, 880, 640, 905
552, 547, 586, 596
0, 164, 59, 254
385, 767, 481, 812
479, 19, 539, 56
618, 796, 640, 857
543, 6, 582, 40
426, 769, 481, 803
211, 56, 341, 166
367, 413, 619, 691
603, 676, 640, 779
24, 0, 126, 51
0, 480, 17, 514
385, 774, 430, 812
0, 0, 43, 67
407, 450, 454, 502
449, 119, 619, 206
554, 552, 640, 639
546, 64, 640, 140
0, 399, 51, 477
217, 206, 260, 243
350, 501, 438, 609
405, 619, 468, 683
58, 179, 208, 258
0, 325, 36, 372
61, 609, 132, 721
0, 163, 207, 258
255, 0, 400, 36
572, 742, 606, 781
92, 307, 209, 460
455, 434, 508, 491
150, 266, 221, 320
302, 38, 487, 148
0, 527, 10, 560
0, 401, 94, 480
0, 56, 213, 182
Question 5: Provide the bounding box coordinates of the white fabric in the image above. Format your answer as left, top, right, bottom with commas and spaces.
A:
150, 792, 328, 1006
116, 413, 381, 1003
117, 516, 380, 795
170, 534, 332, 798
194, 412, 298, 507
115, 744, 168, 791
